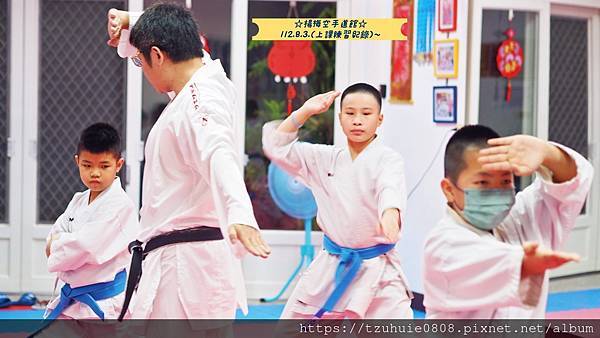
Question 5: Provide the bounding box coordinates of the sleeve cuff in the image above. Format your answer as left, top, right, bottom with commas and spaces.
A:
506, 245, 533, 307
503, 243, 542, 308
116, 11, 143, 58
47, 240, 67, 272
226, 213, 260, 259
518, 274, 544, 308
262, 120, 299, 147
516, 243, 543, 307
378, 188, 406, 222
117, 29, 136, 58
227, 208, 259, 231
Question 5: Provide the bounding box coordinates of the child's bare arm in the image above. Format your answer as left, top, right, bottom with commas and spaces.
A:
478, 135, 577, 182
45, 240, 52, 258
540, 144, 578, 183
276, 91, 340, 133
379, 208, 401, 243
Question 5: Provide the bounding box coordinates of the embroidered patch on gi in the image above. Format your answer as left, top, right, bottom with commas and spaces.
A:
190, 83, 211, 126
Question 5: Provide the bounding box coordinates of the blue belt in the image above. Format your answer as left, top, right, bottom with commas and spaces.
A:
315, 236, 395, 318
30, 269, 126, 336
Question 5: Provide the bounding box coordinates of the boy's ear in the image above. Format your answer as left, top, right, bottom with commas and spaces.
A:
151, 46, 165, 66
116, 158, 125, 173
440, 178, 456, 204
378, 113, 384, 126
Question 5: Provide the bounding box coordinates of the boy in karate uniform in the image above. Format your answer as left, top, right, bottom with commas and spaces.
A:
44, 123, 140, 322
105, 4, 270, 322
263, 83, 413, 319
424, 125, 593, 319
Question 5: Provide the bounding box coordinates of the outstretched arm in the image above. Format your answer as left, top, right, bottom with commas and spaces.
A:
277, 90, 340, 133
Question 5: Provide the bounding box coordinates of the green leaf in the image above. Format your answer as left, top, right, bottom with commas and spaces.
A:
248, 59, 269, 80
248, 40, 272, 51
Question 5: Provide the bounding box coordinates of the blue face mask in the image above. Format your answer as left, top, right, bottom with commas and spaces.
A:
458, 188, 516, 231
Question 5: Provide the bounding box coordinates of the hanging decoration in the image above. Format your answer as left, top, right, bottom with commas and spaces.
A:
266, 1, 316, 115
390, 0, 415, 103
200, 33, 211, 54
496, 10, 523, 102
414, 0, 435, 64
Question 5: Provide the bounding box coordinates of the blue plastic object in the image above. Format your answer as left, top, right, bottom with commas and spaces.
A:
14, 293, 37, 307
0, 292, 37, 309
261, 163, 317, 303
0, 294, 10, 308
267, 164, 317, 220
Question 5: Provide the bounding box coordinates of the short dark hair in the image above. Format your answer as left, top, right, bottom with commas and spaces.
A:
130, 3, 204, 65
340, 83, 382, 111
77, 123, 121, 158
444, 125, 500, 183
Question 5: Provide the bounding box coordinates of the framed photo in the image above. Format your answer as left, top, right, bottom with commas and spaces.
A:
433, 39, 458, 78
438, 0, 457, 32
433, 86, 457, 123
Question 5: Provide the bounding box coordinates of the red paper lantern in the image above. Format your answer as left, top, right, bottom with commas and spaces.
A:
496, 28, 523, 102
267, 41, 316, 114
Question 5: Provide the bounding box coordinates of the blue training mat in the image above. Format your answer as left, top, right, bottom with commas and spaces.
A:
547, 289, 600, 312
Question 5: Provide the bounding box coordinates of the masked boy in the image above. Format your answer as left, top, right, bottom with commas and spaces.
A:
424, 125, 593, 319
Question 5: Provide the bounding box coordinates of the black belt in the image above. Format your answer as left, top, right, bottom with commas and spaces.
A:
117, 226, 224, 321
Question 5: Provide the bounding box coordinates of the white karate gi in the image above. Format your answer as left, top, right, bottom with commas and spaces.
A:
46, 177, 140, 319
263, 121, 413, 319
114, 13, 260, 320
122, 56, 258, 320
424, 144, 593, 319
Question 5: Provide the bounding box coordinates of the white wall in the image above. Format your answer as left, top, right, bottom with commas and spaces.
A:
243, 231, 323, 300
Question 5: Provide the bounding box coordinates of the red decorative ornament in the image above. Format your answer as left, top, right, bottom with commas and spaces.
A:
496, 27, 523, 102
267, 41, 316, 114
200, 33, 210, 54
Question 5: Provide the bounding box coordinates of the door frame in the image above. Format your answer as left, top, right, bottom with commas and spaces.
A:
15, 0, 142, 293
20, 0, 48, 292
467, 0, 600, 276
0, 0, 25, 293
549, 2, 600, 275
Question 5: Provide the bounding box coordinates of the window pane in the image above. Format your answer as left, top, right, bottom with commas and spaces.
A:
549, 16, 588, 157
550, 16, 588, 214
478, 10, 538, 191
38, 0, 127, 223
245, 1, 336, 230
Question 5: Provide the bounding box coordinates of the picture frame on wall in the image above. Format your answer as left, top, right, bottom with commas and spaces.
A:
438, 0, 457, 32
433, 86, 457, 123
433, 39, 458, 78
